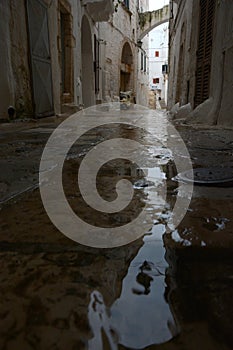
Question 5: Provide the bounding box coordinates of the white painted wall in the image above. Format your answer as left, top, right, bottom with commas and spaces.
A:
149, 0, 169, 11
0, 1, 14, 119
148, 23, 168, 102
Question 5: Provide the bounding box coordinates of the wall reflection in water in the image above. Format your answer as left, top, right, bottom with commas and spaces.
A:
88, 224, 179, 350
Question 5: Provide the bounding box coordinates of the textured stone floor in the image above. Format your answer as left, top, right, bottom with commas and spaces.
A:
0, 108, 233, 349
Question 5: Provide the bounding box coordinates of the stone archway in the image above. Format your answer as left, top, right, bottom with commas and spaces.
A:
138, 5, 170, 40
81, 15, 94, 108
120, 42, 133, 92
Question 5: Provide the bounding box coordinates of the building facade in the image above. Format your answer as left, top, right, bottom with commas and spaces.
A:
0, 0, 150, 120
168, 0, 233, 126
148, 23, 169, 103
99, 0, 149, 106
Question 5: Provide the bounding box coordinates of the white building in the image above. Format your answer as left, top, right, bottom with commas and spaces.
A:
148, 23, 169, 104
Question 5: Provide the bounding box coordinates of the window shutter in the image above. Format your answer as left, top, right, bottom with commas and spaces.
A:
194, 0, 216, 107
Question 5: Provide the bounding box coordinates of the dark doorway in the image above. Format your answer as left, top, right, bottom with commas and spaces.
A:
26, 0, 54, 117
120, 42, 133, 92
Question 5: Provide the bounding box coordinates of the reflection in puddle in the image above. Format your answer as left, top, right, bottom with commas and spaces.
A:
203, 217, 229, 231
88, 291, 118, 350
88, 225, 179, 349
86, 118, 185, 348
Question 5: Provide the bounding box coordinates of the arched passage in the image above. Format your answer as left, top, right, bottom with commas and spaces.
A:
81, 15, 94, 107
120, 42, 133, 92
139, 5, 170, 40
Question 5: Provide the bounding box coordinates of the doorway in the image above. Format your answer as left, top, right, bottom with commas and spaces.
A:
26, 0, 53, 117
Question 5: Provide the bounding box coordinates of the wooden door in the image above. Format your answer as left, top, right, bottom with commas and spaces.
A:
194, 0, 216, 107
27, 0, 54, 117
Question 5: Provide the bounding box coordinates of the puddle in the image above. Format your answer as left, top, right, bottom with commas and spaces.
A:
84, 128, 181, 348
88, 225, 179, 349
203, 217, 230, 231
21, 127, 56, 134
1, 112, 232, 350
175, 167, 233, 186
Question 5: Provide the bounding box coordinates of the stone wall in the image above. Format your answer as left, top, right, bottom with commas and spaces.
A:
168, 0, 233, 127
210, 0, 233, 127
0, 0, 150, 119
100, 0, 138, 102
0, 0, 33, 119
168, 0, 197, 110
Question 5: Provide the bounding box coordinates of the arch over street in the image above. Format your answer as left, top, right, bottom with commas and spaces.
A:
139, 5, 170, 40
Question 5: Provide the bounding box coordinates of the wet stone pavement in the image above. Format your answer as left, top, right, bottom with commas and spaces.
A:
0, 107, 233, 350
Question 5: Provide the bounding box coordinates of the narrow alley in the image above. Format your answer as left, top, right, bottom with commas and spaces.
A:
0, 1, 233, 350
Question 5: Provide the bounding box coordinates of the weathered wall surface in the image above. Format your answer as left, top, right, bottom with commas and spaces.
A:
211, 0, 233, 126
0, 0, 33, 119
0, 1, 14, 119
99, 0, 149, 106
0, 0, 150, 119
137, 0, 149, 106
47, 0, 61, 115
137, 38, 149, 107
168, 0, 233, 127
138, 5, 169, 40
100, 1, 138, 102
168, 0, 197, 110
10, 0, 34, 117
49, 0, 99, 112
0, 0, 102, 117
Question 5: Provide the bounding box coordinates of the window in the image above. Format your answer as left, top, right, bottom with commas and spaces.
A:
94, 35, 100, 93
153, 78, 160, 84
141, 52, 144, 70
162, 64, 168, 74
141, 51, 147, 72
155, 51, 159, 57
194, 0, 216, 107
144, 54, 147, 72
123, 0, 129, 9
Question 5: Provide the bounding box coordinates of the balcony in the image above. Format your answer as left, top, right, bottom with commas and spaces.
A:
82, 0, 114, 22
